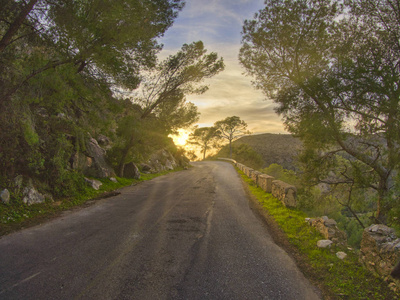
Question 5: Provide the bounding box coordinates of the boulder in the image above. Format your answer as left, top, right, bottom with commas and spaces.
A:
84, 178, 103, 190
317, 240, 333, 248
123, 162, 141, 179
140, 164, 153, 173
336, 252, 347, 260
360, 224, 400, 278
271, 180, 297, 207
85, 138, 115, 178
0, 189, 10, 204
110, 177, 118, 183
71, 137, 115, 178
22, 186, 45, 205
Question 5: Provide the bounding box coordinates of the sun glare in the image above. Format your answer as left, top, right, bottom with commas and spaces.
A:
170, 129, 189, 147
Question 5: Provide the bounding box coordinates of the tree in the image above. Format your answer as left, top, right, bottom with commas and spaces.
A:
135, 41, 224, 120
0, 0, 185, 196
240, 0, 400, 223
0, 0, 185, 103
111, 41, 223, 172
214, 116, 251, 159
188, 126, 221, 160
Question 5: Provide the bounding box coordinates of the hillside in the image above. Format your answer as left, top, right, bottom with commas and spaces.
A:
218, 133, 302, 170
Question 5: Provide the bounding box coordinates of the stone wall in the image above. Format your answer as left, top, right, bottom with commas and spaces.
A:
307, 216, 347, 246
230, 159, 297, 208
360, 224, 400, 281
258, 174, 274, 193
271, 180, 297, 208
226, 158, 400, 288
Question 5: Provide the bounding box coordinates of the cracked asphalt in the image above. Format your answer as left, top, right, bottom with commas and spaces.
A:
0, 161, 320, 299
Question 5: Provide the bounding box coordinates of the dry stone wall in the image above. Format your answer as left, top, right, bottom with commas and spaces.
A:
271, 180, 297, 208
223, 158, 400, 288
360, 224, 400, 279
231, 159, 297, 208
224, 158, 400, 288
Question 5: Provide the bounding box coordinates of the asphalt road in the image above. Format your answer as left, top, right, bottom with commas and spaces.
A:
0, 161, 320, 299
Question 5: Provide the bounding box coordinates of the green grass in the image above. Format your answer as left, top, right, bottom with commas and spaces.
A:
0, 169, 181, 235
238, 169, 400, 299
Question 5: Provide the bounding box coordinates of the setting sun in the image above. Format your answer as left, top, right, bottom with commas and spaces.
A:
170, 129, 190, 147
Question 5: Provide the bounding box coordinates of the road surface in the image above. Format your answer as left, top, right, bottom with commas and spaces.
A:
0, 161, 320, 299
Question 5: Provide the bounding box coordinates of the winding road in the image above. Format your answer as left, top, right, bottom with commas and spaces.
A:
0, 161, 320, 299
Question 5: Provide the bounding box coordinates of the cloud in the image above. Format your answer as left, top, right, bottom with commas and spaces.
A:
157, 0, 287, 134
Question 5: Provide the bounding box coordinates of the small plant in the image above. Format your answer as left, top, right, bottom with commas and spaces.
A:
238, 169, 399, 299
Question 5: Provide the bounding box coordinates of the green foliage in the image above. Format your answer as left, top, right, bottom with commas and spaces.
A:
0, 0, 208, 203
214, 116, 251, 159
0, 168, 182, 234
136, 41, 223, 122
239, 169, 399, 299
261, 163, 299, 186
188, 126, 221, 160
240, 0, 400, 222
218, 144, 264, 169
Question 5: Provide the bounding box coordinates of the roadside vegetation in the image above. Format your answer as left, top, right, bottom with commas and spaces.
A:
0, 169, 182, 236
239, 169, 400, 299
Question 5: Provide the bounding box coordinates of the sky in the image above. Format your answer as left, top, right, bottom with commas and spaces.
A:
157, 0, 287, 143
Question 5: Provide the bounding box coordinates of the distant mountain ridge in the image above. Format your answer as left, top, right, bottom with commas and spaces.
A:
227, 133, 302, 170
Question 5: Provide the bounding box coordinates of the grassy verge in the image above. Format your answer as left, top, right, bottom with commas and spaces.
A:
238, 169, 399, 300
0, 169, 181, 236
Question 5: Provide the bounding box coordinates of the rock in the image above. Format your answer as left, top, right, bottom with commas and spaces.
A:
123, 162, 141, 179
71, 137, 115, 178
22, 186, 45, 205
147, 149, 178, 173
165, 160, 174, 170
369, 224, 396, 237
14, 175, 23, 193
85, 138, 115, 178
97, 134, 112, 149
140, 164, 153, 172
317, 240, 333, 248
310, 217, 347, 245
336, 252, 347, 260
84, 178, 103, 190
271, 180, 297, 207
110, 177, 118, 183
258, 174, 274, 193
0, 189, 10, 204
324, 218, 337, 227
251, 170, 262, 185
360, 224, 400, 279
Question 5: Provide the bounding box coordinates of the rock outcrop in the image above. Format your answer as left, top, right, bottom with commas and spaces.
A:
146, 149, 178, 173
360, 224, 400, 279
123, 162, 141, 179
71, 136, 115, 178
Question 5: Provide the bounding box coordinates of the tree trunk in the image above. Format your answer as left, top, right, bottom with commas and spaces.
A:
376, 178, 390, 224
0, 0, 38, 52
229, 140, 232, 159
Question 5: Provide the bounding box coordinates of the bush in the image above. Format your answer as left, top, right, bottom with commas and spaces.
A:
217, 144, 264, 169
